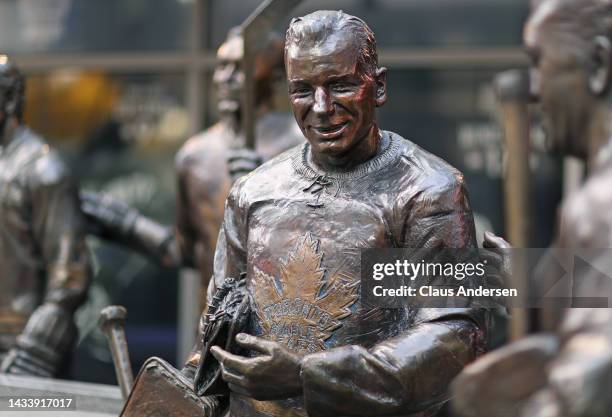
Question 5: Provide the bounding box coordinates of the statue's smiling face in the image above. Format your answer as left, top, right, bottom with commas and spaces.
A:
286, 32, 379, 158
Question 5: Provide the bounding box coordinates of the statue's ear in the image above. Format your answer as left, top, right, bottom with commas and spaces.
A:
590, 35, 611, 96
374, 67, 388, 107
5, 96, 17, 116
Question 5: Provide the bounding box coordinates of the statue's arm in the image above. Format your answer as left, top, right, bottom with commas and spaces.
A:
80, 150, 206, 268
80, 190, 181, 268
397, 170, 477, 249
2, 156, 92, 377
301, 319, 481, 416
84, 151, 208, 269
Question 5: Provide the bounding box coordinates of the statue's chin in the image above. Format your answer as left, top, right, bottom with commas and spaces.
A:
218, 100, 240, 114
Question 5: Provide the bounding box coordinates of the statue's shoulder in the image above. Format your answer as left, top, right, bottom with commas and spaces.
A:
175, 123, 230, 174
18, 128, 71, 188
559, 166, 612, 247
389, 131, 467, 199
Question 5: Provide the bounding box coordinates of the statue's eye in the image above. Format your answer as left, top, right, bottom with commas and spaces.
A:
331, 83, 353, 93
291, 86, 311, 97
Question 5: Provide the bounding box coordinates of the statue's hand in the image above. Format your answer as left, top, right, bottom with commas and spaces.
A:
1, 304, 76, 378
210, 333, 302, 400
483, 231, 512, 250
80, 191, 138, 239
481, 231, 513, 290
227, 148, 262, 182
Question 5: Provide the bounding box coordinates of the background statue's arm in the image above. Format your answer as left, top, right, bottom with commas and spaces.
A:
81, 191, 182, 268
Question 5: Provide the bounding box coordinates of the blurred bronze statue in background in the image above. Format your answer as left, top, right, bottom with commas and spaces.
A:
177, 11, 489, 417
0, 57, 92, 378
453, 1, 612, 416
83, 28, 302, 309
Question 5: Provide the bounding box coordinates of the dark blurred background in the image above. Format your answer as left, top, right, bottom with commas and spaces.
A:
1, 0, 564, 384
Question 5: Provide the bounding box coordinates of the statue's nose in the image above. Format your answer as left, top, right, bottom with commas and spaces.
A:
313, 87, 334, 115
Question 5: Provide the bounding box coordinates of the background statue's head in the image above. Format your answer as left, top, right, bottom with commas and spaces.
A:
214, 27, 285, 116
525, 0, 612, 158
0, 56, 25, 132
284, 10, 387, 158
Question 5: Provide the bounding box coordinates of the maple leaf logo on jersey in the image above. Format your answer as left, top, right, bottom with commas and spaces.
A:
252, 233, 359, 353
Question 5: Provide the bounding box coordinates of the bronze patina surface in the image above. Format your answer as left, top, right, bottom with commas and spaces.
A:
453, 1, 612, 416
0, 58, 91, 377
182, 11, 489, 417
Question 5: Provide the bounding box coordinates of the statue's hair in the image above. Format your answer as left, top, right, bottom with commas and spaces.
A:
0, 57, 25, 121
541, 0, 612, 60
285, 10, 378, 79
223, 26, 285, 71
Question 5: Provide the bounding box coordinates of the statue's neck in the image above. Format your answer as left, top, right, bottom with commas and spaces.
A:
219, 98, 273, 139
220, 110, 241, 135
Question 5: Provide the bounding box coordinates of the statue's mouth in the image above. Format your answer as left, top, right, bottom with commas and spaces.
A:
311, 122, 348, 139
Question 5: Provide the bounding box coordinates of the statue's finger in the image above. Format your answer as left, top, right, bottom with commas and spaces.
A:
235, 333, 276, 354
210, 345, 251, 373
221, 366, 247, 387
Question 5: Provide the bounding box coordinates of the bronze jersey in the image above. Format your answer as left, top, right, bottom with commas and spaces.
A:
207, 131, 487, 417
